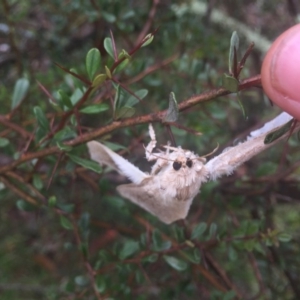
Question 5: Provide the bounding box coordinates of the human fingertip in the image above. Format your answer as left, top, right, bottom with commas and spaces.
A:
261, 24, 300, 120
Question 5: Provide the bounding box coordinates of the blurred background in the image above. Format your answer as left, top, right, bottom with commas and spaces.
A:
1, 1, 300, 299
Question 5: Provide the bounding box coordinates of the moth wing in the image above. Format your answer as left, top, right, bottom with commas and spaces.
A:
87, 141, 148, 184
205, 134, 268, 180
206, 113, 299, 181
117, 178, 193, 224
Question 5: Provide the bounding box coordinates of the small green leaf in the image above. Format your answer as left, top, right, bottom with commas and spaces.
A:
56, 141, 72, 152
222, 74, 239, 92
264, 120, 293, 144
86, 48, 101, 80
57, 203, 74, 213
121, 10, 135, 20
0, 137, 9, 147
104, 37, 114, 59
255, 162, 277, 177
183, 248, 201, 264
163, 92, 179, 123
118, 49, 130, 60
74, 275, 89, 287
236, 93, 246, 118
278, 233, 292, 243
58, 89, 73, 109
78, 212, 90, 233
115, 58, 130, 74
228, 246, 238, 261
243, 239, 257, 252
113, 84, 121, 113
208, 223, 217, 239
119, 240, 140, 260
102, 11, 116, 23
141, 33, 154, 47
245, 221, 260, 235
53, 126, 77, 142
105, 66, 112, 78
173, 225, 185, 243
33, 106, 50, 131
114, 106, 136, 119
96, 276, 106, 293
80, 103, 109, 114
126, 89, 148, 106
49, 97, 62, 111
224, 290, 236, 300
16, 199, 36, 211
80, 242, 89, 259
60, 215, 73, 230
102, 141, 126, 151
152, 229, 172, 252
68, 153, 102, 173
191, 222, 207, 240
229, 31, 239, 74
70, 88, 85, 106
33, 174, 43, 190
48, 196, 57, 207
92, 74, 107, 87
69, 68, 84, 90
163, 255, 187, 271
143, 253, 158, 263
11, 78, 29, 110
35, 127, 48, 142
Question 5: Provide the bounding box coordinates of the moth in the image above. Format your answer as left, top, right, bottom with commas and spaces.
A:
87, 112, 297, 224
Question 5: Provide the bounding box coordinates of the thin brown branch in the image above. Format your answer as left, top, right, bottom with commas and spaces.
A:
0, 176, 39, 205
72, 216, 104, 300
237, 42, 255, 77
124, 53, 179, 85
0, 115, 31, 138
110, 30, 118, 61
0, 75, 262, 175
248, 252, 266, 298
6, 171, 46, 202
53, 62, 91, 85
47, 152, 64, 189
135, 0, 160, 46
205, 252, 242, 297
269, 246, 300, 298
193, 264, 228, 292
110, 27, 160, 74
39, 87, 94, 144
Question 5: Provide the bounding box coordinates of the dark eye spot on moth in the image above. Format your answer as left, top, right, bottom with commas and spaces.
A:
186, 159, 193, 168
173, 161, 182, 170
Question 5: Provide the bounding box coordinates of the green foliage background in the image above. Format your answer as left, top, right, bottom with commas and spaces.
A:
1, 1, 300, 299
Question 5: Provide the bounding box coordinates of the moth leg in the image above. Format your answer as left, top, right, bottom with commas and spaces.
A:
145, 123, 158, 161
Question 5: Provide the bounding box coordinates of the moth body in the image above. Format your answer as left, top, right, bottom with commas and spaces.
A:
87, 124, 208, 223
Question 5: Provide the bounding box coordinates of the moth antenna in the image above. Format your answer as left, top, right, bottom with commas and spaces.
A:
163, 144, 181, 151
145, 123, 158, 161
148, 123, 156, 141
201, 143, 219, 158
144, 147, 175, 162
166, 141, 171, 155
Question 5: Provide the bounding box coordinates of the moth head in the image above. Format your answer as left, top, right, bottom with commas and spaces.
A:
173, 156, 193, 171
167, 148, 206, 174
171, 143, 219, 173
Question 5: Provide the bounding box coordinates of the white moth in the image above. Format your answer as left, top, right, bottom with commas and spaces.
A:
87, 112, 297, 224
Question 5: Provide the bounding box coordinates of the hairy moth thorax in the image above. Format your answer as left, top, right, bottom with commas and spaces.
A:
148, 145, 208, 200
